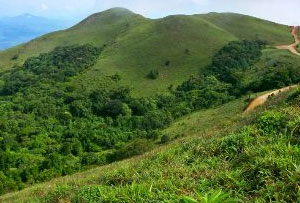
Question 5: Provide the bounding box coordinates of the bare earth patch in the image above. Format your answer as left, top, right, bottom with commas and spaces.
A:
276, 26, 300, 56
244, 85, 298, 112
244, 27, 300, 113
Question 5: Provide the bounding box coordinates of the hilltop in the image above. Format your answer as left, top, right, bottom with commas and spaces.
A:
0, 8, 293, 96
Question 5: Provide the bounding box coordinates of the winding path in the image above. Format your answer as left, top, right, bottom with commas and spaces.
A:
244, 85, 298, 113
244, 27, 300, 112
276, 26, 300, 56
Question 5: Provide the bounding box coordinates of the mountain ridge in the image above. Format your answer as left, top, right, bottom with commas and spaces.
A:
0, 8, 293, 96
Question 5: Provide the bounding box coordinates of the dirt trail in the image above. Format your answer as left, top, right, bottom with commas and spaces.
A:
244, 27, 300, 113
276, 26, 300, 56
244, 85, 298, 112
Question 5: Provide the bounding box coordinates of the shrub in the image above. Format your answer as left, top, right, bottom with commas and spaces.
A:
148, 70, 159, 79
146, 130, 160, 140
165, 60, 170, 66
11, 54, 19, 60
256, 111, 287, 134
160, 134, 171, 144
181, 189, 240, 203
112, 139, 154, 160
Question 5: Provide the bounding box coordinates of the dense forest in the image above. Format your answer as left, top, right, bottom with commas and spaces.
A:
1, 39, 300, 195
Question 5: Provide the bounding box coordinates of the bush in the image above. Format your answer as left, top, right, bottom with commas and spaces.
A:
112, 139, 154, 160
160, 134, 171, 144
165, 60, 170, 66
11, 54, 19, 60
147, 70, 159, 79
256, 111, 287, 134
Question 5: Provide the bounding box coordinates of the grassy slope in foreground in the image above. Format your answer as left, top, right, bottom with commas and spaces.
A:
1, 88, 299, 202
0, 9, 293, 96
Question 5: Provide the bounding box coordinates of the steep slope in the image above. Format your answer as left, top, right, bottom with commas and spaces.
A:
0, 9, 293, 96
201, 12, 293, 45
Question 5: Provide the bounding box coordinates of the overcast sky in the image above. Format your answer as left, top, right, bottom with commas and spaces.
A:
0, 0, 299, 25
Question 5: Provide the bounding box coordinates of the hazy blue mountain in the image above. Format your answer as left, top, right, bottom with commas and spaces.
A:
0, 14, 73, 50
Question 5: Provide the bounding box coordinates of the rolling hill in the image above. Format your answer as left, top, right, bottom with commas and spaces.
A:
0, 8, 293, 96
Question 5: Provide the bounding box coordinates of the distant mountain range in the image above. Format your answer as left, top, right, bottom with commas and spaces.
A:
0, 14, 73, 50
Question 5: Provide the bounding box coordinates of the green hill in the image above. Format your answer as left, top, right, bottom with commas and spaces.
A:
0, 8, 292, 96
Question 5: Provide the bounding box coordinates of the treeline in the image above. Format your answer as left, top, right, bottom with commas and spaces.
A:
3, 45, 101, 95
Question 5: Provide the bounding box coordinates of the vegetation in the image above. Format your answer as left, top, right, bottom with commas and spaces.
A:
0, 9, 298, 200
0, 41, 242, 194
147, 70, 159, 79
0, 8, 292, 96
1, 33, 300, 197
1, 86, 299, 202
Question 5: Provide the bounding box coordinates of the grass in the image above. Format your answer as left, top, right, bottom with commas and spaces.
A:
0, 9, 293, 96
1, 88, 299, 202
200, 12, 293, 46
0, 95, 249, 203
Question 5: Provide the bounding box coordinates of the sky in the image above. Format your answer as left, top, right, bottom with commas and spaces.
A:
0, 0, 299, 25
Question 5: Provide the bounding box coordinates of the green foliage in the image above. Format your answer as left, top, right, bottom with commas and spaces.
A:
3, 92, 300, 202
11, 54, 19, 60
2, 44, 101, 95
0, 36, 299, 198
246, 60, 300, 92
112, 139, 154, 161
181, 190, 240, 203
205, 40, 266, 95
209, 40, 265, 83
147, 70, 159, 79
1, 42, 241, 195
256, 110, 287, 134
176, 76, 234, 109
0, 10, 292, 96
160, 134, 171, 144
0, 8, 298, 201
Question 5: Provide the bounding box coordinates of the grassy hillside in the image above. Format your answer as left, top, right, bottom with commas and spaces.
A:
201, 12, 293, 45
0, 95, 249, 203
0, 8, 293, 96
1, 87, 299, 202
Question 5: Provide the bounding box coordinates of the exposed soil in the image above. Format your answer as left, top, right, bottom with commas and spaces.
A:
276, 27, 300, 56
244, 27, 300, 113
244, 85, 298, 112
